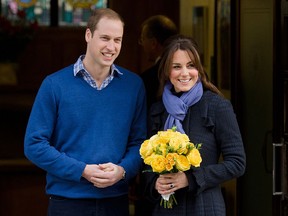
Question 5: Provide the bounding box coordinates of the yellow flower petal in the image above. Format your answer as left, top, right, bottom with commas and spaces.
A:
175, 155, 191, 171
139, 139, 153, 158
151, 155, 167, 173
187, 148, 202, 167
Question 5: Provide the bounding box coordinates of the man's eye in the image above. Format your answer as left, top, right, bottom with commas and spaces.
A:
101, 37, 109, 41
115, 38, 122, 43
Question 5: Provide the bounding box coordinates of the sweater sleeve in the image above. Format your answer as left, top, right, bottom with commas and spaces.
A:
24, 77, 86, 182
118, 77, 147, 181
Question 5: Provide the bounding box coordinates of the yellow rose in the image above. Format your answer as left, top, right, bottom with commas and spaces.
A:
148, 135, 158, 148
151, 155, 167, 173
175, 155, 191, 171
150, 136, 166, 152
158, 129, 175, 140
168, 137, 181, 151
143, 153, 157, 165
139, 140, 153, 158
176, 141, 189, 155
165, 153, 178, 171
166, 153, 177, 166
156, 142, 168, 156
165, 162, 173, 171
169, 133, 190, 154
178, 132, 190, 142
157, 132, 170, 144
187, 148, 202, 167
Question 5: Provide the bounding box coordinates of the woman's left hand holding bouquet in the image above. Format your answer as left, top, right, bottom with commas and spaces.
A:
155, 171, 188, 195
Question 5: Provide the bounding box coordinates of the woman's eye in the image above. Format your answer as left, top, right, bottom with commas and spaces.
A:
173, 65, 181, 69
187, 63, 195, 69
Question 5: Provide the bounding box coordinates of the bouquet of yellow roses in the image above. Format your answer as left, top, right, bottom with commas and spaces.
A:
139, 126, 202, 208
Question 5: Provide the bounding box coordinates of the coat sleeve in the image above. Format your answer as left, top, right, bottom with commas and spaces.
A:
191, 97, 246, 194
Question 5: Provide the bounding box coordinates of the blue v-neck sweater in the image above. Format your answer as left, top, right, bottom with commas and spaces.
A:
24, 64, 147, 199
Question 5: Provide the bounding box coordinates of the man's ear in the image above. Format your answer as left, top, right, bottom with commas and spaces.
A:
150, 38, 159, 49
85, 28, 92, 42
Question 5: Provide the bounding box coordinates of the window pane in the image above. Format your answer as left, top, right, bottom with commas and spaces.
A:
59, 0, 107, 26
1, 0, 107, 26
1, 0, 49, 25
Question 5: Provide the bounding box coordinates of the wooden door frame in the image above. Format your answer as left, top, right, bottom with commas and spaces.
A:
273, 0, 288, 215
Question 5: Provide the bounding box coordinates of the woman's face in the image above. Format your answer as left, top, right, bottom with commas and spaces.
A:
169, 49, 199, 93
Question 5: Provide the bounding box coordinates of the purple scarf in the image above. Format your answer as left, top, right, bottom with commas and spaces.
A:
163, 80, 203, 133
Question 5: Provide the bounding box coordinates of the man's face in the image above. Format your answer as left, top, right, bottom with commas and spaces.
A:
85, 17, 123, 68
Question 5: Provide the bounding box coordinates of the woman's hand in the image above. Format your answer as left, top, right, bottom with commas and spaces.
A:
155, 171, 188, 195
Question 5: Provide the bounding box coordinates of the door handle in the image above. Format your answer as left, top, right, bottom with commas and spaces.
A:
273, 142, 284, 196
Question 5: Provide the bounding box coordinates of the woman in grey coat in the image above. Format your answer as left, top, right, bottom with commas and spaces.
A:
141, 35, 246, 216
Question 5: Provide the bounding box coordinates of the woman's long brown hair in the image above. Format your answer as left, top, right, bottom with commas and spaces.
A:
157, 34, 223, 98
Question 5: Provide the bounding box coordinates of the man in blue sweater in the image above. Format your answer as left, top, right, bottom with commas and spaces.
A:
24, 8, 147, 216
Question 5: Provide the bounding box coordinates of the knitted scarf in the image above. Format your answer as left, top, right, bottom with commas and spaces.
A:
163, 80, 203, 133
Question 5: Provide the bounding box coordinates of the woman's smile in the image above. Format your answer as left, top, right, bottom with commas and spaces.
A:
169, 50, 199, 93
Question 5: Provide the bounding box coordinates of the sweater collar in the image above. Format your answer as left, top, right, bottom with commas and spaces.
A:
73, 55, 123, 77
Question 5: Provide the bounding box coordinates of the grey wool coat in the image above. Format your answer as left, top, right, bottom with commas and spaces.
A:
141, 90, 246, 216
